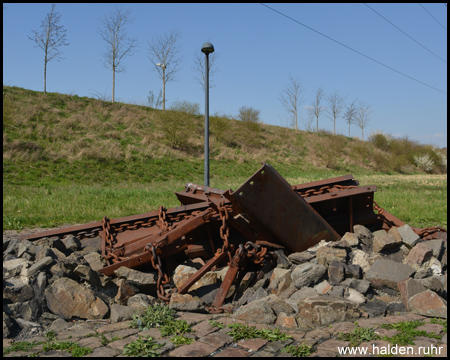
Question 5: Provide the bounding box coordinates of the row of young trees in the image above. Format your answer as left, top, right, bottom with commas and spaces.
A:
28, 4, 371, 140
279, 73, 372, 140
28, 4, 216, 105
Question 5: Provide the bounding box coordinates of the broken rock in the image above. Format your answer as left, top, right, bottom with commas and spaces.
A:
365, 259, 415, 291
408, 290, 447, 318
45, 277, 109, 320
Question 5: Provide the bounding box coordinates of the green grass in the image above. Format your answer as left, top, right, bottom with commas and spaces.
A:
2, 85, 447, 231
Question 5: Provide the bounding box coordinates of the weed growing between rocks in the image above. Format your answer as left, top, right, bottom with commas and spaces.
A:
122, 335, 165, 357
282, 344, 314, 357
227, 323, 293, 342
380, 319, 444, 346
3, 330, 93, 357
337, 322, 380, 346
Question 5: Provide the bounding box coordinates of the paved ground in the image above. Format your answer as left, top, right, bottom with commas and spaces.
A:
3, 312, 447, 357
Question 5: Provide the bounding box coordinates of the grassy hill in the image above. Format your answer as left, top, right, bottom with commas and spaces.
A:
2, 85, 447, 230
3, 85, 446, 187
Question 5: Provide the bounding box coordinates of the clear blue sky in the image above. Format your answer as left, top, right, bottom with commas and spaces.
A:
3, 3, 447, 148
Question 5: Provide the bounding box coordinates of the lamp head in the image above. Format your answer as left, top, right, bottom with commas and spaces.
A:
201, 42, 214, 54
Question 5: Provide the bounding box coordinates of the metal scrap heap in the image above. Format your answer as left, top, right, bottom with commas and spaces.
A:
21, 163, 446, 312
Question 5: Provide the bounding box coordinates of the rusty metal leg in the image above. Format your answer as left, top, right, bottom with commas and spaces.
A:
177, 250, 228, 294
209, 245, 247, 312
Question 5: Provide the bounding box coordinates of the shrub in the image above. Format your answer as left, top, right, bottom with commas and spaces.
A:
414, 153, 434, 172
369, 130, 390, 151
237, 106, 261, 123
170, 99, 201, 116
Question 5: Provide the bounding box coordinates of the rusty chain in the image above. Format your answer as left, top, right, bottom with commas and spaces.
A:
298, 184, 358, 198
373, 201, 446, 237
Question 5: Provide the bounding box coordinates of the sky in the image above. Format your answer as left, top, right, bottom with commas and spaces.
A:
3, 3, 448, 149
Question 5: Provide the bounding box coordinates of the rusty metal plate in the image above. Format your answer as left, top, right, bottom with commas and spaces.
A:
224, 163, 340, 253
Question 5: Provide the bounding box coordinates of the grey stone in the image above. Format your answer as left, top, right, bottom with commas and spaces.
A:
339, 232, 360, 247
267, 295, 297, 315
328, 260, 345, 285
27, 256, 53, 277
115, 267, 158, 295
365, 259, 415, 291
3, 278, 34, 303
168, 292, 204, 312
61, 234, 81, 251
4, 299, 41, 322
74, 264, 102, 286
360, 299, 387, 317
297, 296, 361, 325
289, 287, 318, 301
273, 249, 292, 268
288, 251, 315, 265
316, 246, 347, 266
344, 288, 366, 304
109, 304, 136, 323
127, 293, 158, 310
350, 249, 382, 274
418, 275, 447, 298
353, 224, 374, 249
3, 312, 14, 339
268, 267, 292, 294
372, 230, 399, 253
247, 287, 269, 304
83, 252, 107, 272
426, 239, 445, 260
17, 240, 38, 258
397, 224, 420, 248
45, 277, 109, 320
344, 264, 362, 279
328, 285, 346, 298
291, 262, 327, 289
340, 278, 370, 294
233, 298, 277, 324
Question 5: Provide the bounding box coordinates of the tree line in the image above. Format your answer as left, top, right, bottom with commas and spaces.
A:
28, 4, 216, 106
28, 4, 370, 140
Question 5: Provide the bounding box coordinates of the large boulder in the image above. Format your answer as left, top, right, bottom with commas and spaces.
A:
408, 290, 447, 318
45, 277, 109, 320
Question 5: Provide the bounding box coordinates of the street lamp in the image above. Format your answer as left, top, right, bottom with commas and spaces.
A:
156, 63, 166, 110
201, 42, 214, 187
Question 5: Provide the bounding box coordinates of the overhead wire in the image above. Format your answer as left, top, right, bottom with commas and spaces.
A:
259, 3, 447, 95
364, 3, 446, 64
418, 3, 447, 31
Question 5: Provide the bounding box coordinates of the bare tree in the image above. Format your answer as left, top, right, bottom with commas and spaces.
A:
355, 101, 372, 140
147, 30, 182, 110
193, 50, 219, 91
303, 106, 315, 132
343, 100, 357, 137
326, 90, 346, 135
279, 74, 303, 131
98, 8, 137, 103
28, 3, 69, 94
312, 88, 325, 132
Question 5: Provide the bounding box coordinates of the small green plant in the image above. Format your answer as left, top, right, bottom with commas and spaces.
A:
122, 335, 165, 357
171, 335, 194, 346
337, 323, 380, 347
45, 330, 57, 341
3, 340, 41, 355
208, 320, 225, 329
42, 341, 92, 357
381, 319, 443, 346
160, 319, 192, 337
430, 318, 447, 333
227, 323, 292, 342
131, 303, 177, 331
282, 344, 314, 357
3, 215, 23, 230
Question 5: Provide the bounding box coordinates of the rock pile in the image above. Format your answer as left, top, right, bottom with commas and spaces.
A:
3, 223, 447, 339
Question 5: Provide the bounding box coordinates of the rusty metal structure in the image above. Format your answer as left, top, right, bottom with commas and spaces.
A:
21, 163, 446, 312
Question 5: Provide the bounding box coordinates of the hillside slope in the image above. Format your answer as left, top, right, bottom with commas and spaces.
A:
3, 86, 446, 186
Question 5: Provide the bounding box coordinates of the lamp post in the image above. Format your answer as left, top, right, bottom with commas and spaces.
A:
156, 63, 166, 110
201, 42, 214, 187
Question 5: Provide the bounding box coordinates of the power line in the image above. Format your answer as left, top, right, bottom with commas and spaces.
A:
259, 3, 447, 95
364, 3, 446, 64
418, 3, 447, 31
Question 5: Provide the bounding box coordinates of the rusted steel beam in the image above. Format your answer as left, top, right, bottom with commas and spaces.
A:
224, 163, 341, 253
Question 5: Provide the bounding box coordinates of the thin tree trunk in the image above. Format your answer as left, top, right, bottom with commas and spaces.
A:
112, 68, 115, 103
44, 60, 47, 94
